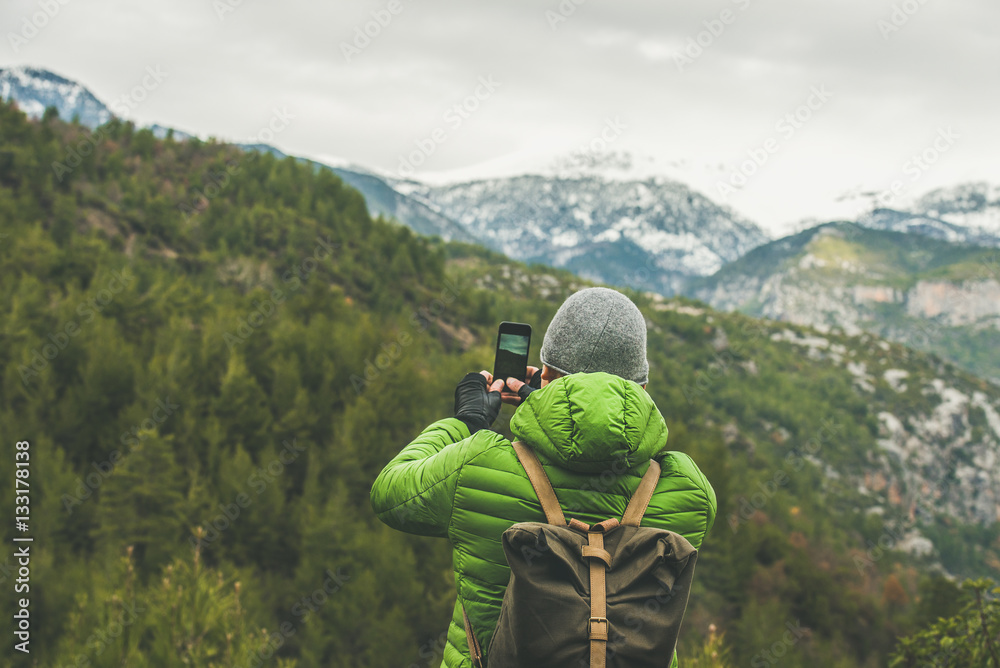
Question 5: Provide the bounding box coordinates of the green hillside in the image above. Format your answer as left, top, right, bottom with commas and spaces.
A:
1, 101, 999, 667
688, 223, 1000, 382
702, 222, 996, 286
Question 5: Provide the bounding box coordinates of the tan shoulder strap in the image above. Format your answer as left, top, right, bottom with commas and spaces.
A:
586, 527, 610, 668
621, 459, 661, 527
511, 441, 566, 526
461, 604, 484, 668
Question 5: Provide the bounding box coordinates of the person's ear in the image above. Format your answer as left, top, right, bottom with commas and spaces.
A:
540, 364, 563, 387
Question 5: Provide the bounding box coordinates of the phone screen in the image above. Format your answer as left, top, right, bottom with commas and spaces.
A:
494, 325, 530, 388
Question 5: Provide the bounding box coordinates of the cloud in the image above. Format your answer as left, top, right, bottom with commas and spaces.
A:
1, 0, 997, 233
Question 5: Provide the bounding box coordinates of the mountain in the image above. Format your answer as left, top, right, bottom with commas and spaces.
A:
0, 66, 769, 291
855, 182, 1000, 247
0, 66, 483, 244
149, 123, 194, 141
7, 63, 998, 310
232, 144, 478, 243
0, 65, 111, 127
325, 164, 479, 243
688, 222, 1000, 382
911, 182, 1000, 235
857, 208, 988, 245
396, 174, 770, 295
3, 97, 1000, 666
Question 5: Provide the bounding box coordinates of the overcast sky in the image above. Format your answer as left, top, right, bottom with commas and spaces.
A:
3, 0, 998, 235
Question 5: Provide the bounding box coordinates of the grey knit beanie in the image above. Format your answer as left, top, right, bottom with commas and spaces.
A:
540, 287, 649, 385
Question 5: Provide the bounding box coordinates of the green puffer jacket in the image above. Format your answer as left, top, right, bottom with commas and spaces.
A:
370, 372, 717, 668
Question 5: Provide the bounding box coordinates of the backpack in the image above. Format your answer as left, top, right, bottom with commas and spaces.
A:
462, 441, 698, 668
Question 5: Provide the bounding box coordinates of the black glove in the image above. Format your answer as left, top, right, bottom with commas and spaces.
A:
454, 373, 502, 433
516, 368, 543, 401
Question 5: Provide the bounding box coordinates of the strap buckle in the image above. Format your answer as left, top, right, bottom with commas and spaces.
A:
589, 616, 609, 641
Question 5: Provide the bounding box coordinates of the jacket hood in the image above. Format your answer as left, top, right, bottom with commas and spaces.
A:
509, 372, 668, 474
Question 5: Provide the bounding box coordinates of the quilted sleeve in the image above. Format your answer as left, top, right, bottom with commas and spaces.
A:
370, 417, 496, 537
650, 452, 718, 550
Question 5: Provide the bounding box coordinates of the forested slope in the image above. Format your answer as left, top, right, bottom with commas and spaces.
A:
1, 101, 998, 667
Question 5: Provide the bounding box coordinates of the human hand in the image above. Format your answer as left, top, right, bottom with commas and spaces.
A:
454, 371, 504, 433
500, 366, 541, 406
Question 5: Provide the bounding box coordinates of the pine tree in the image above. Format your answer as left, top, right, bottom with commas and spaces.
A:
212, 353, 274, 457
95, 430, 187, 574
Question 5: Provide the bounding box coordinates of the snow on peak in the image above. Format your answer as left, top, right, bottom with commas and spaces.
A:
395, 173, 770, 294
911, 182, 1000, 235
0, 65, 111, 127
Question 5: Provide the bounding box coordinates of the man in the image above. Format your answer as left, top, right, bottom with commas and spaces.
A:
371, 287, 717, 667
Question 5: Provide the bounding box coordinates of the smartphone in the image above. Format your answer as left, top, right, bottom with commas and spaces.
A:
493, 322, 532, 391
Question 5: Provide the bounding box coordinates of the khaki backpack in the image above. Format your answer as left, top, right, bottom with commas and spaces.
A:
462, 441, 699, 668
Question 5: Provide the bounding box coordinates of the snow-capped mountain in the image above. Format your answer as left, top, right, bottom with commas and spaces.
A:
324, 164, 479, 244
395, 174, 770, 295
855, 183, 1000, 247
910, 182, 1000, 235
5, 65, 998, 299
0, 66, 110, 127
0, 65, 478, 245
0, 66, 773, 293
